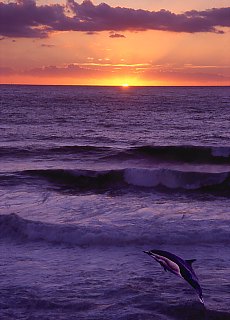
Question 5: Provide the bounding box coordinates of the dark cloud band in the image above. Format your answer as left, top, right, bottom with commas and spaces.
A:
0, 0, 229, 38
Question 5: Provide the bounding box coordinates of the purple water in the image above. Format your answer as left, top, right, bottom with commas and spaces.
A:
0, 85, 230, 319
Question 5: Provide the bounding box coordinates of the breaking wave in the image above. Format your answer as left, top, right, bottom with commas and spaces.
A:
0, 213, 229, 247
1, 167, 230, 193
124, 168, 230, 190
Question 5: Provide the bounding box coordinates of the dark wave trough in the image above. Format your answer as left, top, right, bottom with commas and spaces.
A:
1, 144, 230, 163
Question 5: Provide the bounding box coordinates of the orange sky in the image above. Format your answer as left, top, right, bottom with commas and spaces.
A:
0, 0, 230, 86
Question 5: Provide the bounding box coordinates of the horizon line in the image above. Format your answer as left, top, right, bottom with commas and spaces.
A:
1, 84, 229, 88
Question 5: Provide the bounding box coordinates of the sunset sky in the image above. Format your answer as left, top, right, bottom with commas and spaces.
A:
0, 0, 230, 86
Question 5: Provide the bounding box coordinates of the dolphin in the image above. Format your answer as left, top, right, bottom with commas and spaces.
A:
144, 249, 204, 304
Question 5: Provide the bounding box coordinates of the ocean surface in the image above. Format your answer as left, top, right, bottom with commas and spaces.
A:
0, 85, 230, 320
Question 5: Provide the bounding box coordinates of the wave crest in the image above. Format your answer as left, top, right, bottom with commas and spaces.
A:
0, 214, 229, 247
1, 144, 230, 163
1, 167, 230, 193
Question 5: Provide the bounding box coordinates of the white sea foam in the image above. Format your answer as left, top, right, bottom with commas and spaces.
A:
124, 168, 229, 189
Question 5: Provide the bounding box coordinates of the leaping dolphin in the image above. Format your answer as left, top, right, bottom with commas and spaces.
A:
144, 249, 204, 304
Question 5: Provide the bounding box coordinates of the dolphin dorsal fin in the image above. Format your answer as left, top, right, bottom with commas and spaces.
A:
185, 259, 196, 266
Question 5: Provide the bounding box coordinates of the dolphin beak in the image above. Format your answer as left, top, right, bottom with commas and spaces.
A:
143, 251, 150, 255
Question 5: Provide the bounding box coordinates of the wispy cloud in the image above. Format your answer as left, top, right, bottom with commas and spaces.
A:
1, 62, 230, 85
0, 66, 14, 75
26, 64, 95, 77
40, 43, 55, 47
0, 0, 229, 38
85, 31, 98, 35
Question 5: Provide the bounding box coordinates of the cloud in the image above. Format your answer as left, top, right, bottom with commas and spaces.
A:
26, 64, 90, 77
23, 63, 111, 78
0, 63, 103, 80
143, 65, 230, 84
109, 33, 126, 38
0, 0, 66, 38
40, 43, 55, 47
0, 66, 15, 75
65, 1, 230, 34
85, 31, 98, 35
0, 0, 230, 38
1, 62, 230, 85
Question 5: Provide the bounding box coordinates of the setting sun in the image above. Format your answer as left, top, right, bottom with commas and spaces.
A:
122, 83, 129, 88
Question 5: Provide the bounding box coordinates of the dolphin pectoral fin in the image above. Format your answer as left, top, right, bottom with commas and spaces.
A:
185, 259, 196, 266
158, 262, 168, 273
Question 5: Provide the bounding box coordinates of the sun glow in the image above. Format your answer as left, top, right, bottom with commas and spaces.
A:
122, 83, 129, 88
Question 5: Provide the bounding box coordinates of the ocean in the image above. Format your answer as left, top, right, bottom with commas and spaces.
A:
0, 85, 230, 320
